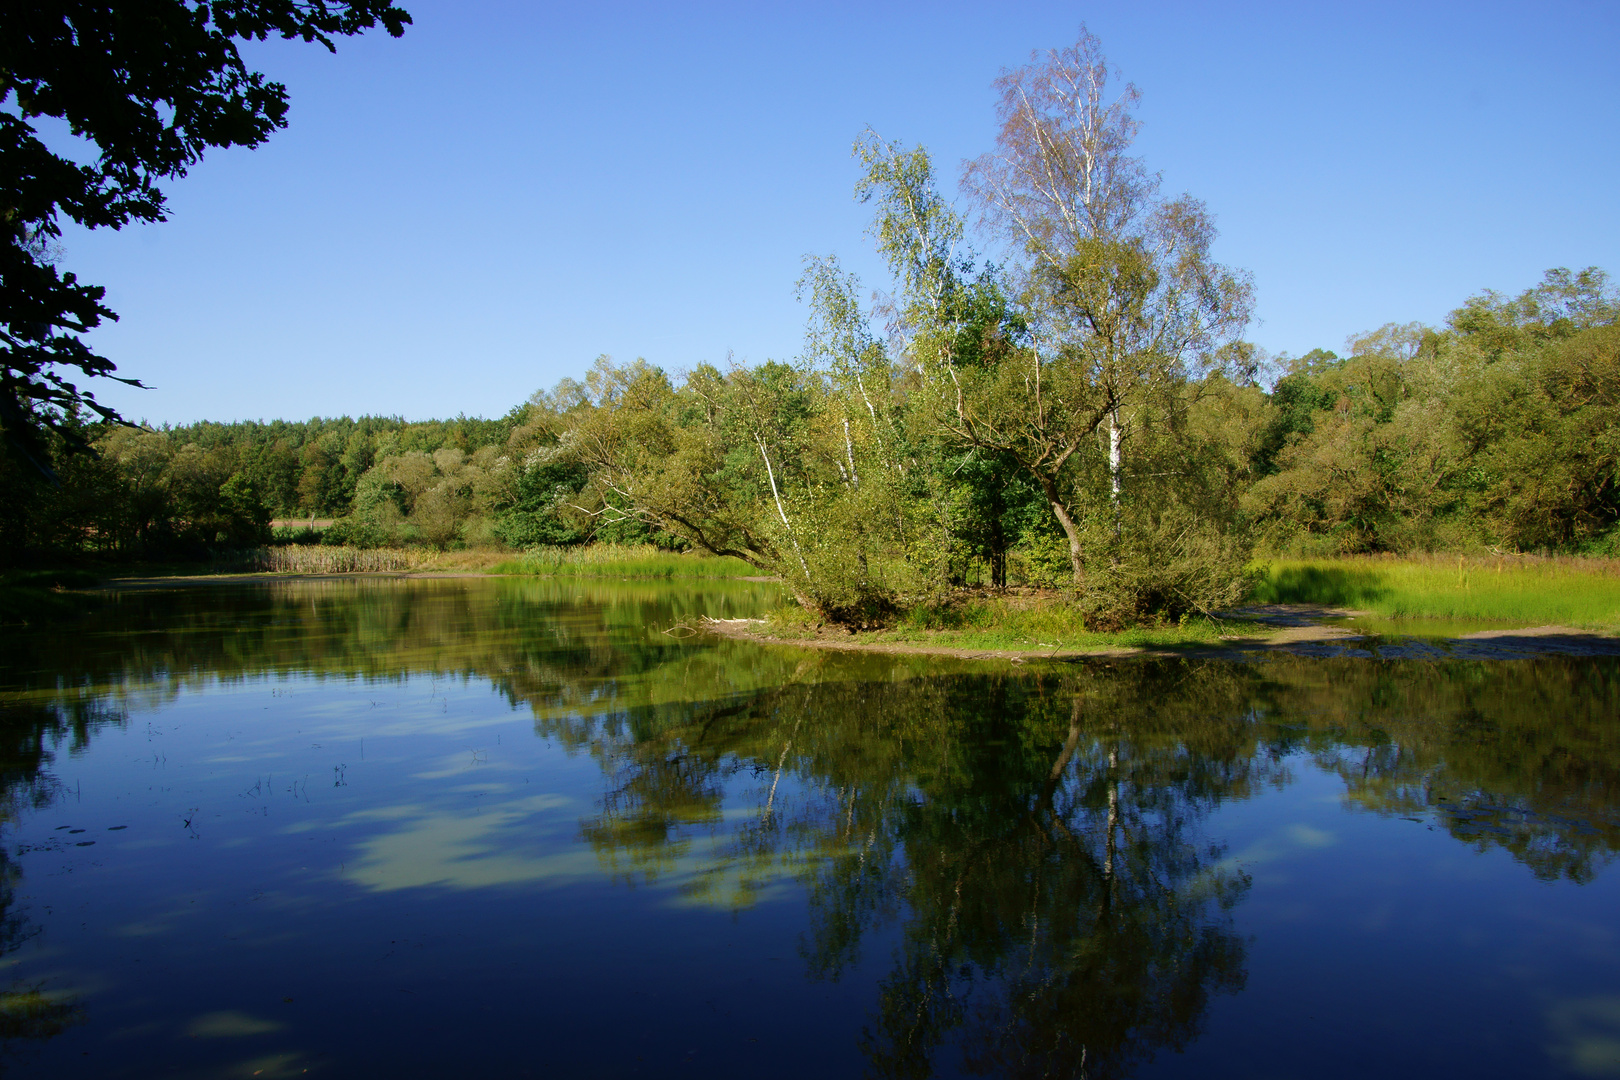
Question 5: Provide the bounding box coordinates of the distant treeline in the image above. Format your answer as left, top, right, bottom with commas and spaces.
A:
1249, 267, 1619, 555
165, 411, 525, 517
0, 408, 549, 558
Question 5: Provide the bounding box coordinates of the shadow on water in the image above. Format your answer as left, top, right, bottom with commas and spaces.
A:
1, 578, 1618, 1077
0, 697, 95, 1061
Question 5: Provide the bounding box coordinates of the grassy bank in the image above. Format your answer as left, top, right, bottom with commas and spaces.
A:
762, 594, 1249, 653
1250, 555, 1620, 629
492, 544, 759, 580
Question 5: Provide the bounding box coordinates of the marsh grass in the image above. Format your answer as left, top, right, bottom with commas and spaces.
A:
243, 546, 431, 574
1250, 554, 1620, 628
764, 595, 1243, 652
493, 544, 758, 580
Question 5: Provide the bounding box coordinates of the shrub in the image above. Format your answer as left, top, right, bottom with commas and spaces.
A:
322, 518, 395, 549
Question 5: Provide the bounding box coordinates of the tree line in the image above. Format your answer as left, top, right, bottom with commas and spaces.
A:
0, 410, 528, 556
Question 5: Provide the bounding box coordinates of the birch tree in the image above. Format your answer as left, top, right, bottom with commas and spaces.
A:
856, 131, 1107, 586
962, 28, 1254, 537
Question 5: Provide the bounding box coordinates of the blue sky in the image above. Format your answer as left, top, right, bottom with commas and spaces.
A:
57, 0, 1620, 425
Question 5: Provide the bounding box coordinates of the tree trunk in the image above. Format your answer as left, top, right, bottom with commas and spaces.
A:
989, 479, 1007, 589
1107, 407, 1123, 541
1104, 746, 1119, 896
757, 433, 811, 583
1047, 696, 1083, 783
842, 417, 858, 488
1038, 473, 1086, 587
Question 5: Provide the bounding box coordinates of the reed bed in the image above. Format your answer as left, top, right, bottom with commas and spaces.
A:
493, 544, 758, 579
1249, 554, 1620, 628
242, 546, 431, 574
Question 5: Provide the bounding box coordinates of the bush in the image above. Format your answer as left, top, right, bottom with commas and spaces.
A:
493, 508, 584, 548
1079, 507, 1252, 630
270, 525, 324, 546
322, 518, 395, 549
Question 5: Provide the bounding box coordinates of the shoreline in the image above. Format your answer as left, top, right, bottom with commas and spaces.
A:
702, 605, 1620, 663
92, 571, 502, 589
701, 610, 1364, 663
70, 575, 1620, 660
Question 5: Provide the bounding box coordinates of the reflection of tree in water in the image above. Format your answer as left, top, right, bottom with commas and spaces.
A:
855, 683, 1263, 1080
0, 697, 102, 1054
0, 577, 778, 717
559, 655, 1620, 1077
1269, 658, 1620, 883
9, 584, 1620, 1068
12, 586, 1620, 894
568, 664, 1270, 1078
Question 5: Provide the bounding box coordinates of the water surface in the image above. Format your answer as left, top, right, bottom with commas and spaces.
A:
2, 578, 1618, 1078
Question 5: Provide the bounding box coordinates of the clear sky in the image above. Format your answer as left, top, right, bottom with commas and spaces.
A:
56, 0, 1620, 425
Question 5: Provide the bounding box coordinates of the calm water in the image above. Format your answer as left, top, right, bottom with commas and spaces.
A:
1, 578, 1618, 1079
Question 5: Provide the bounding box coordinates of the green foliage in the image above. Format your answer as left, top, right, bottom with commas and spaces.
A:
770, 590, 1238, 651
493, 456, 588, 548
1247, 270, 1620, 555
320, 518, 395, 550
0, 412, 125, 561
270, 525, 324, 546
1081, 514, 1254, 630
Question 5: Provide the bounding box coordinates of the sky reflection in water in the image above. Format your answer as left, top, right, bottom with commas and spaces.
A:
0, 577, 1618, 1079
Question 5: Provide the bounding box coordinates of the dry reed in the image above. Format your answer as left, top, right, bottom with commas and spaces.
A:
242, 546, 430, 574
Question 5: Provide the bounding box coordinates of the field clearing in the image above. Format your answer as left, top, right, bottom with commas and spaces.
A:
1249, 554, 1620, 629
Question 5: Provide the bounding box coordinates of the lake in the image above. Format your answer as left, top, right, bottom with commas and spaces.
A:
1, 577, 1617, 1078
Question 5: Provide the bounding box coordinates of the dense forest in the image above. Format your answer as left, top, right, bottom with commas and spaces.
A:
4, 33, 1617, 628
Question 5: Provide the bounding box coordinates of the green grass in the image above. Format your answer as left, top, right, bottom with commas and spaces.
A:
492, 544, 760, 580
1249, 555, 1620, 629
764, 596, 1250, 653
